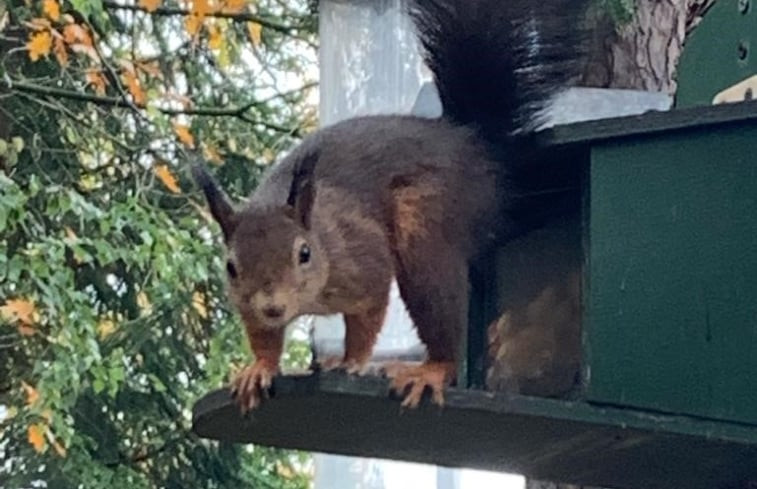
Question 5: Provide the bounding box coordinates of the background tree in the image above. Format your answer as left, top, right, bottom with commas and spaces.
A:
0, 0, 316, 487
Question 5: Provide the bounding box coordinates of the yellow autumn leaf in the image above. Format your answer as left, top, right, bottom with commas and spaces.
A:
41, 409, 53, 423
27, 17, 52, 30
85, 69, 107, 96
122, 70, 146, 106
136, 291, 152, 314
43, 0, 60, 21
247, 21, 262, 47
192, 291, 208, 318
184, 0, 211, 37
191, 0, 211, 17
138, 0, 162, 12
208, 23, 223, 50
184, 14, 203, 37
276, 461, 295, 479
173, 123, 195, 148
62, 23, 92, 47
217, 41, 230, 68
1, 298, 37, 325
221, 0, 245, 13
53, 36, 68, 66
27, 424, 47, 453
27, 31, 52, 61
97, 318, 116, 339
203, 144, 224, 164
21, 381, 40, 406
18, 325, 36, 336
262, 147, 275, 164
137, 60, 162, 78
63, 23, 99, 61
155, 164, 181, 194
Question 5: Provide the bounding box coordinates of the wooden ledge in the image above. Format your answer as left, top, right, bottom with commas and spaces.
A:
192, 372, 757, 489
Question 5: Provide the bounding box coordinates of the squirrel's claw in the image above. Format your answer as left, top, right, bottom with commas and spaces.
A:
344, 357, 372, 376
316, 355, 372, 376
316, 355, 345, 371
384, 361, 455, 408
231, 359, 277, 413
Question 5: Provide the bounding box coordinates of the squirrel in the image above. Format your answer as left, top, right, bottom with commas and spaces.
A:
193, 0, 589, 412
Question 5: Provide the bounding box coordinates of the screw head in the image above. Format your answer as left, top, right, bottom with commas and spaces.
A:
738, 41, 750, 61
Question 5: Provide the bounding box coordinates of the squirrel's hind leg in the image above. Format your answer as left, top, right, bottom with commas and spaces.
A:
389, 243, 469, 407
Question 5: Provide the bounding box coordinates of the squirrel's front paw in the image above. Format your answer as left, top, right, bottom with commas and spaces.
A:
230, 359, 278, 413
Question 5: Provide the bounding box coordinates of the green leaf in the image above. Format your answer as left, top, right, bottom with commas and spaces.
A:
6, 256, 23, 283
148, 374, 166, 393
69, 0, 104, 18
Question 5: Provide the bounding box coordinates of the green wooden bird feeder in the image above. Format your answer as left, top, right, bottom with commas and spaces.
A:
192, 2, 757, 488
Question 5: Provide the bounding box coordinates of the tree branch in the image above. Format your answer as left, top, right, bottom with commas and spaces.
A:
101, 0, 310, 36
7, 80, 311, 135
9, 80, 132, 108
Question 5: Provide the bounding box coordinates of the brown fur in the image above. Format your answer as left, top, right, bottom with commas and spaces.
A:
343, 301, 389, 372
193, 0, 589, 409
392, 181, 437, 246
196, 116, 504, 409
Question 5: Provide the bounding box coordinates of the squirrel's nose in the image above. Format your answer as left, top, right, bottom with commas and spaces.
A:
262, 305, 285, 320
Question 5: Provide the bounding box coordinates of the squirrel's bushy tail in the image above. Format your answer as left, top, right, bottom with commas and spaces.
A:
408, 0, 589, 142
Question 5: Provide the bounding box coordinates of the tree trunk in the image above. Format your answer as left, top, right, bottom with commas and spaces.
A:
580, 0, 716, 93
525, 2, 715, 489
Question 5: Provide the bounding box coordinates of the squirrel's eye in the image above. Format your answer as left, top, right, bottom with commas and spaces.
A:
298, 243, 311, 264
226, 261, 237, 278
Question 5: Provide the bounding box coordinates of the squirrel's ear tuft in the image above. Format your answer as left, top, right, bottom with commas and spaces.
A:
192, 165, 238, 241
286, 150, 319, 229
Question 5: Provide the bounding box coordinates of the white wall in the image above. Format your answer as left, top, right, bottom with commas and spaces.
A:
314, 2, 523, 488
